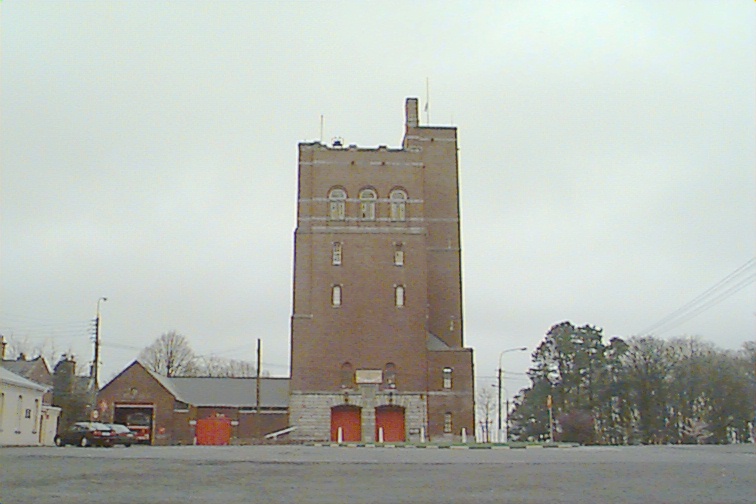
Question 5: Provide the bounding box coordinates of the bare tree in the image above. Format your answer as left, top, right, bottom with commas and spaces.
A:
476, 386, 497, 443
138, 331, 197, 377
194, 355, 256, 377
2, 334, 60, 366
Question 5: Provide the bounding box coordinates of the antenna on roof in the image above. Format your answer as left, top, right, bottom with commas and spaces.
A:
424, 77, 430, 124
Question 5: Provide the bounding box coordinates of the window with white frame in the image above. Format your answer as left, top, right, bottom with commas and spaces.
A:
444, 412, 452, 433
394, 243, 404, 266
442, 367, 453, 389
332, 242, 342, 265
328, 188, 347, 221
331, 285, 342, 307
390, 189, 407, 221
359, 188, 377, 220
395, 285, 405, 307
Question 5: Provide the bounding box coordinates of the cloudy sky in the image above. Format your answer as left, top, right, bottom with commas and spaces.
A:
2, 1, 754, 395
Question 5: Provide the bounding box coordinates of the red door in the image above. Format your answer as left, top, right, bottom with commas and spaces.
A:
375, 406, 405, 442
331, 405, 361, 442
196, 417, 232, 445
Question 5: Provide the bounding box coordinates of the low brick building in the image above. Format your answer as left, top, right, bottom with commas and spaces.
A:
98, 361, 289, 445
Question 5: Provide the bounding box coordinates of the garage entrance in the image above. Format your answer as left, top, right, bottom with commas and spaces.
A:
114, 404, 154, 445
375, 405, 405, 442
330, 405, 361, 442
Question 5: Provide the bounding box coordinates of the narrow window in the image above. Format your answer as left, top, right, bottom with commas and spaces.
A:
395, 285, 405, 307
341, 362, 354, 388
359, 188, 377, 220
384, 363, 396, 389
328, 188, 346, 221
332, 242, 342, 265
444, 412, 453, 433
394, 243, 404, 266
442, 367, 453, 389
332, 285, 342, 307
390, 189, 407, 222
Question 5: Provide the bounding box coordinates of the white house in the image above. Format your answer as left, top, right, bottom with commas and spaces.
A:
0, 366, 59, 446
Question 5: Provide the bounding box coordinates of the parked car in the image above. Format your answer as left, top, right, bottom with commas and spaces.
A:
106, 423, 136, 447
54, 422, 114, 447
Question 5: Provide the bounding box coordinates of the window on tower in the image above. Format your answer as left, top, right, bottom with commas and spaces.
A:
395, 285, 405, 307
394, 243, 404, 266
332, 242, 342, 265
444, 412, 453, 433
328, 188, 346, 221
384, 363, 397, 389
341, 362, 354, 388
442, 367, 453, 389
389, 189, 407, 222
332, 285, 342, 307
359, 188, 377, 220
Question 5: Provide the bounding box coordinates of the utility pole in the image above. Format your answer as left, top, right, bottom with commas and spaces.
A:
497, 346, 527, 443
255, 338, 261, 440
90, 297, 107, 419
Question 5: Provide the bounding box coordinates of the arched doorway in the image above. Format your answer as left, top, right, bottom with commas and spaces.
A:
330, 405, 361, 442
375, 405, 405, 442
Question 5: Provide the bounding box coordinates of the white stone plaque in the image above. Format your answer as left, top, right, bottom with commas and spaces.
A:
355, 369, 383, 384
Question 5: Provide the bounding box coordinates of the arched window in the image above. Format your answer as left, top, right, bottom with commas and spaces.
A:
341, 362, 354, 388
384, 363, 396, 389
359, 188, 377, 220
395, 285, 405, 307
442, 367, 453, 389
332, 285, 342, 307
328, 188, 347, 221
389, 189, 407, 222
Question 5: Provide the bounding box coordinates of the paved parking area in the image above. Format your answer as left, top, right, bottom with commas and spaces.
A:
1, 444, 754, 503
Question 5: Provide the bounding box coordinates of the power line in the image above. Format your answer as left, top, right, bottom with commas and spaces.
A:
639, 257, 756, 336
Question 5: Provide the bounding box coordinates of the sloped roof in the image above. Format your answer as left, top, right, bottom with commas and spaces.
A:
169, 377, 289, 408
0, 366, 49, 392
142, 365, 185, 401
426, 332, 451, 351
0, 357, 51, 382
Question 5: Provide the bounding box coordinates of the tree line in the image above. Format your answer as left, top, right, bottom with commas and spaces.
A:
139, 331, 259, 378
509, 321, 755, 445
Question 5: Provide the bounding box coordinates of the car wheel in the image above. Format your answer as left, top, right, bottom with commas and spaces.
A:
79, 436, 89, 447
124, 443, 131, 448
54, 436, 63, 447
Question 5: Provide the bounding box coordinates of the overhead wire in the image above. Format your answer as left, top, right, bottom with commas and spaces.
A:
639, 256, 756, 336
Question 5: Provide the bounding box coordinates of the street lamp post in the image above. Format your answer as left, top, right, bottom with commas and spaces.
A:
497, 346, 527, 443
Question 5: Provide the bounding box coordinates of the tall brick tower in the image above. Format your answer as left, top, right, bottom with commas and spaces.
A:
289, 98, 474, 442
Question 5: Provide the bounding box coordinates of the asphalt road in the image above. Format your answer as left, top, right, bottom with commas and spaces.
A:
1, 444, 754, 504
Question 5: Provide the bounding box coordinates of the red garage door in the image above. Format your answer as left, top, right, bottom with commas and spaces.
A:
331, 405, 361, 442
196, 416, 232, 445
375, 406, 405, 442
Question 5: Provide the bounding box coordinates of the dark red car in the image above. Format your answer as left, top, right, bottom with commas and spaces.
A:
54, 422, 114, 447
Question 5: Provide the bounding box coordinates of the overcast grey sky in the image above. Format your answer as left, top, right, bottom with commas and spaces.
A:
1, 1, 754, 395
